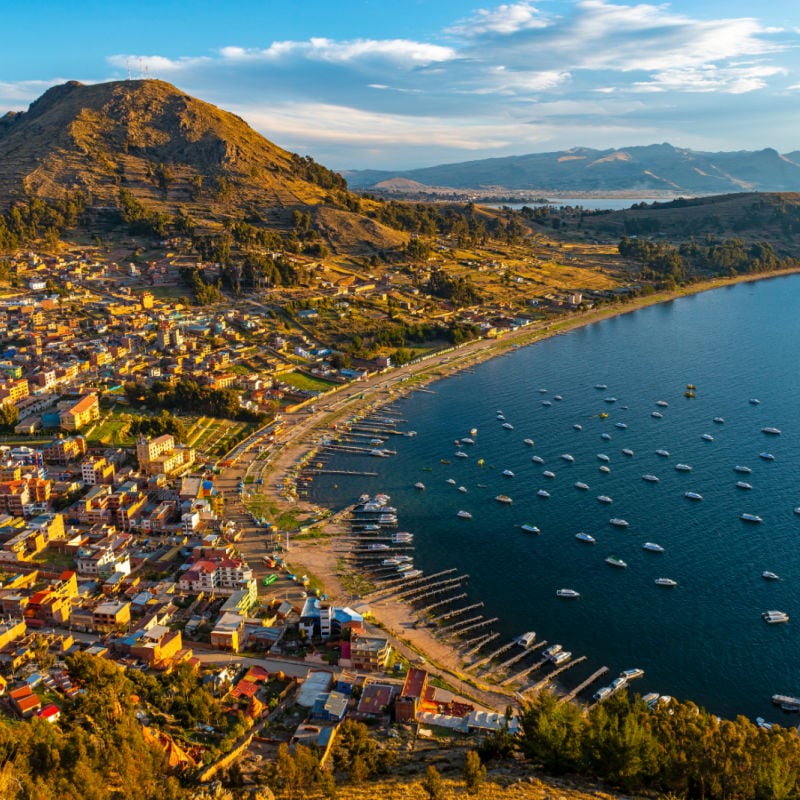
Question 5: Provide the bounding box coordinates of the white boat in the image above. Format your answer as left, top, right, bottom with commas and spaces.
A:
573, 423, 583, 431
542, 644, 562, 658
502, 422, 514, 430
502, 469, 515, 477
651, 411, 663, 419
599, 465, 611, 474
593, 686, 612, 701
734, 465, 752, 474
551, 650, 572, 665
622, 448, 634, 456
615, 422, 627, 429
455, 451, 468, 458
621, 668, 645, 680
537, 489, 551, 498
655, 449, 670, 457
575, 532, 596, 543
382, 558, 401, 566
595, 384, 608, 390
597, 453, 610, 462
762, 571, 780, 580
736, 481, 752, 490
763, 610, 789, 624
542, 400, 552, 407
520, 524, 540, 534
543, 470, 556, 479
495, 494, 513, 504
461, 437, 475, 445
750, 398, 761, 405
458, 486, 468, 493
554, 395, 563, 401
605, 555, 628, 568
643, 542, 665, 552
523, 438, 535, 446
642, 474, 659, 483
597, 495, 613, 504
609, 518, 629, 528
656, 400, 669, 407
762, 427, 781, 435
446, 478, 456, 485
794, 507, 800, 515
457, 510, 472, 519
601, 432, 612, 441
756, 717, 774, 731
497, 412, 505, 419
561, 453, 575, 462
403, 569, 423, 579
414, 482, 425, 490
685, 491, 703, 501
604, 397, 617, 403
539, 388, 548, 394
470, 428, 478, 436
759, 452, 775, 461
702, 433, 714, 442
741, 513, 763, 523
713, 417, 725, 423
655, 577, 677, 587
556, 588, 580, 598
610, 676, 628, 691
574, 481, 590, 491
516, 631, 536, 647
675, 463, 692, 472
532, 455, 545, 464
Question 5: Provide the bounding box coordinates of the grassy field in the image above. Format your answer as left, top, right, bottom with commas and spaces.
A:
280, 371, 340, 393
186, 417, 256, 457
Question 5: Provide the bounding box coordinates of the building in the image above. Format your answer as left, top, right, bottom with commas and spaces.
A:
92, 600, 131, 633
81, 455, 115, 486
43, 435, 87, 463
350, 633, 392, 672
59, 394, 100, 431
136, 434, 194, 476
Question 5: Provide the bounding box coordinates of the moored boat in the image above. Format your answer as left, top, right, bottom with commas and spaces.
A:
759, 452, 775, 461
675, 463, 692, 472
601, 432, 611, 440
543, 470, 556, 479
642, 474, 659, 483
573, 423, 583, 431
651, 411, 663, 418
609, 518, 629, 527
734, 465, 752, 474
574, 481, 590, 491
597, 495, 613, 504
762, 427, 781, 435
685, 491, 703, 501
736, 481, 752, 490
502, 422, 514, 430
495, 494, 513, 504
575, 532, 596, 543
551, 650, 572, 665
713, 416, 725, 423
595, 384, 608, 390
458, 486, 468, 493
537, 489, 551, 498
741, 513, 763, 523
763, 610, 789, 624
655, 577, 677, 586
622, 448, 634, 456
457, 510, 472, 519
532, 455, 545, 464
524, 438, 535, 446
605, 555, 628, 568
516, 631, 536, 647
556, 588, 580, 598
656, 400, 669, 407
762, 571, 780, 580
621, 668, 645, 680
655, 449, 670, 457
599, 465, 611, 474
446, 478, 456, 485
643, 542, 665, 552
455, 451, 468, 458
502, 469, 515, 477
615, 422, 627, 429
414, 481, 425, 490
561, 453, 575, 462
772, 693, 800, 710
750, 398, 761, 405
597, 453, 610, 462
702, 433, 714, 442
520, 523, 540, 534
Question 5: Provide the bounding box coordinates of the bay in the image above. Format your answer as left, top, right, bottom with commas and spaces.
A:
308, 273, 800, 722
482, 197, 676, 211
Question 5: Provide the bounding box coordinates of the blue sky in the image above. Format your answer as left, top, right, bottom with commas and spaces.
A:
2, 1, 799, 170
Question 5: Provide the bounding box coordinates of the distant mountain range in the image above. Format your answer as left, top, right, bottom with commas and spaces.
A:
344, 144, 800, 196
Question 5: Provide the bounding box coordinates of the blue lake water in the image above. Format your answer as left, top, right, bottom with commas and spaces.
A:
308, 273, 800, 722
483, 198, 675, 211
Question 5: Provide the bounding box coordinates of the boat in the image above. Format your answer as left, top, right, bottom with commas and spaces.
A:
610, 676, 628, 691
532, 455, 545, 465
461, 437, 475, 445
561, 453, 575, 462
656, 400, 669, 407
601, 432, 611, 440
516, 631, 536, 648
597, 453, 610, 462
685, 491, 703, 501
759, 452, 775, 461
604, 397, 617, 403
642, 474, 659, 483
597, 495, 613, 504
599, 465, 611, 474
756, 717, 774, 731
556, 588, 580, 598
702, 433, 714, 442
520, 524, 540, 534
734, 465, 752, 474
396, 563, 414, 573
455, 451, 468, 458
367, 543, 390, 551
643, 542, 665, 552
595, 384, 608, 390
609, 518, 629, 528
542, 400, 552, 407
370, 448, 389, 457
502, 422, 515, 430
599, 412, 609, 419
795, 507, 800, 515
524, 438, 535, 446
495, 494, 513, 504
713, 417, 725, 424
763, 610, 790, 624
458, 486, 468, 493
750, 398, 761, 405
554, 395, 564, 401
440, 459, 451, 464
414, 482, 425, 490
502, 469, 515, 477
575, 532, 596, 543
622, 448, 634, 456
675, 463, 692, 472
651, 411, 663, 419
655, 449, 670, 457
573, 423, 583, 431
574, 481, 590, 491
382, 558, 401, 566
615, 422, 628, 429
470, 428, 478, 436
621, 668, 645, 680
539, 388, 548, 394
477, 458, 485, 467
605, 555, 628, 568
543, 470, 556, 479
497, 413, 505, 420
537, 489, 551, 498
655, 577, 677, 587
762, 571, 780, 580
403, 569, 423, 579
457, 510, 472, 519
446, 478, 456, 485
736, 481, 752, 490
551, 650, 572, 665
593, 686, 613, 701
741, 513, 763, 523
542, 644, 562, 658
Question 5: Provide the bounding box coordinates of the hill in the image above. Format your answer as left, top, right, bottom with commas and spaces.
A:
0, 79, 405, 254
344, 143, 800, 196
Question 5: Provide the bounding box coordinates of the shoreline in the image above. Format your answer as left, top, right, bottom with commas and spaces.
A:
248, 265, 800, 707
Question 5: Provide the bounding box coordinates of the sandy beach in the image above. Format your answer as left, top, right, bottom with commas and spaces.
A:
246, 266, 800, 708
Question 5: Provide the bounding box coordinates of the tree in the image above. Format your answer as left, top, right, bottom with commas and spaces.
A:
421, 765, 444, 800
463, 749, 486, 792
0, 403, 18, 431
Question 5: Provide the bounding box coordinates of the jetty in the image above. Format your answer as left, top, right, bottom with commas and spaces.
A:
415, 592, 468, 622
499, 647, 550, 687
558, 666, 609, 704
467, 639, 516, 672
429, 601, 484, 625
492, 639, 547, 675
525, 655, 587, 694
461, 632, 500, 658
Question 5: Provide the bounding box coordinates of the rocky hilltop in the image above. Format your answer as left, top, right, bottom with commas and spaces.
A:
0, 79, 404, 254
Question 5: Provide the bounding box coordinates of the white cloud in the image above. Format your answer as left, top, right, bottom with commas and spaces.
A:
0, 79, 73, 108
448, 2, 553, 36
632, 63, 786, 94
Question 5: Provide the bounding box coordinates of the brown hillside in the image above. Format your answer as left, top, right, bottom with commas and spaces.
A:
0, 79, 404, 255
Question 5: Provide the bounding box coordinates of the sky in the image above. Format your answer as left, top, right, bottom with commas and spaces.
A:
2, 1, 799, 170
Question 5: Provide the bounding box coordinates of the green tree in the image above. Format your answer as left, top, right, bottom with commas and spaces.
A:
421, 765, 444, 800
463, 749, 487, 792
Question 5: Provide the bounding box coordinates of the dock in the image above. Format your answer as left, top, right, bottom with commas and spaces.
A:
499, 646, 550, 687
461, 631, 500, 658
558, 666, 609, 704
492, 639, 547, 675
467, 639, 516, 672
524, 655, 587, 694
444, 616, 498, 638
414, 592, 468, 622
429, 601, 484, 625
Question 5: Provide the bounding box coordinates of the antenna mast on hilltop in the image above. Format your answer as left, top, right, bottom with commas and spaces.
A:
126, 58, 131, 80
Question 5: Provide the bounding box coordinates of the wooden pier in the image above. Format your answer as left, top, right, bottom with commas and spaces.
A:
492, 639, 547, 675
414, 592, 468, 620
445, 616, 498, 638
429, 601, 484, 625
558, 666, 608, 704
525, 655, 587, 695
467, 639, 516, 672
400, 575, 468, 602
461, 631, 500, 658
499, 645, 550, 687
